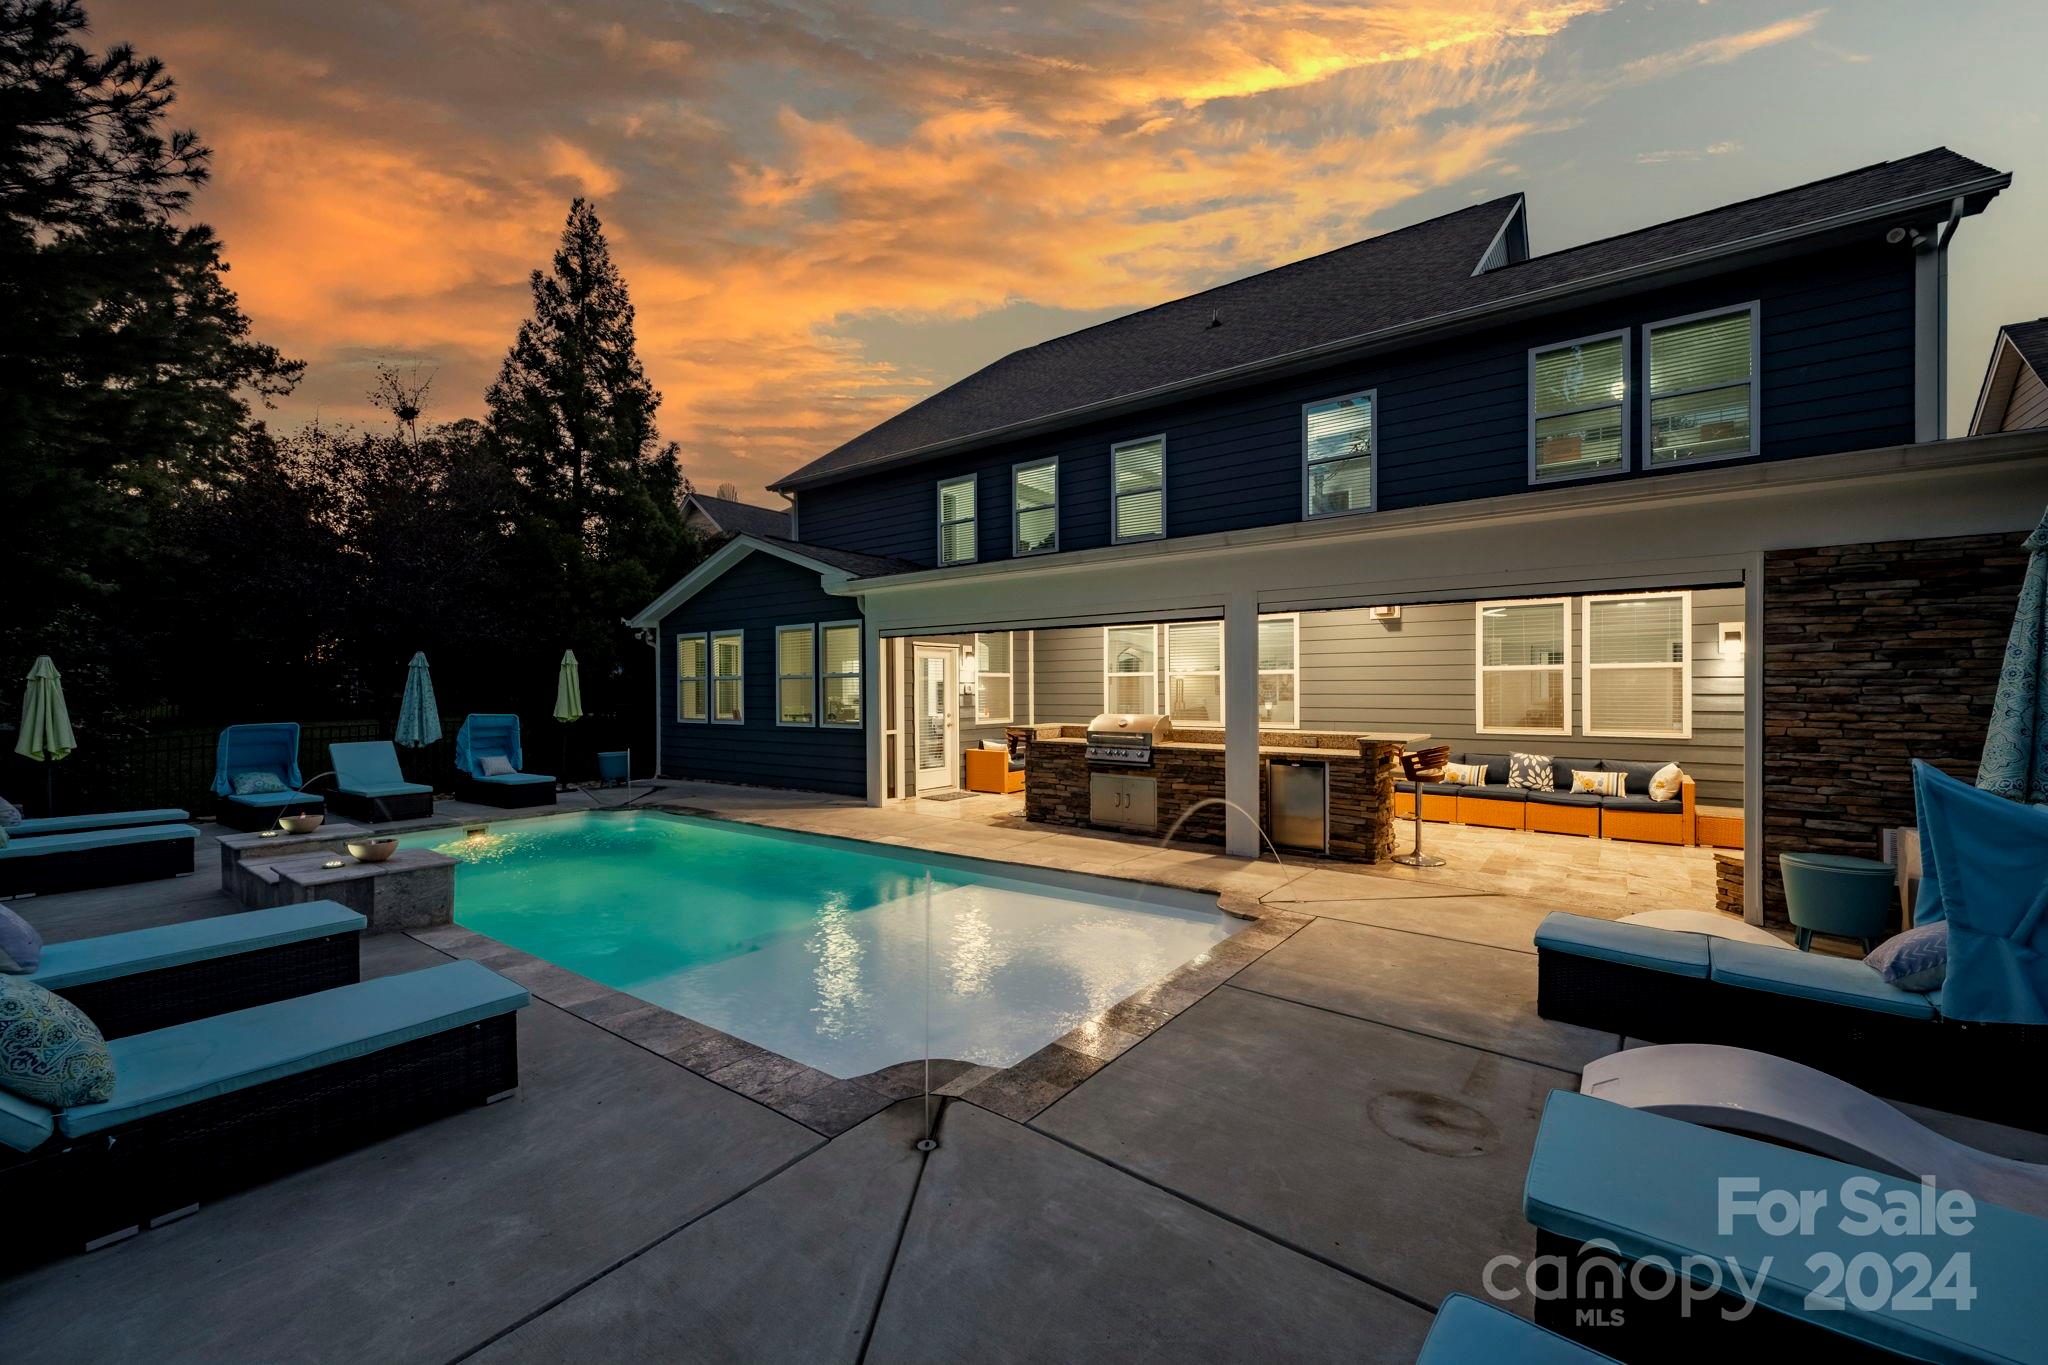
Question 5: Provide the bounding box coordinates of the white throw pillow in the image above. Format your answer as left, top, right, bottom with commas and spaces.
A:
1571, 769, 1626, 797
1648, 762, 1684, 802
479, 754, 516, 777
1441, 761, 1488, 786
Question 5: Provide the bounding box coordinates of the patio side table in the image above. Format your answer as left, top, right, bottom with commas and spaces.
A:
1779, 850, 1895, 953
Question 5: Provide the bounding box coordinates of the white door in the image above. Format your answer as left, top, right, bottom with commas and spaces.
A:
913, 646, 959, 793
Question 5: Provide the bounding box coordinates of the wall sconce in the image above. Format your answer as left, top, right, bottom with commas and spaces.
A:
1719, 621, 1746, 660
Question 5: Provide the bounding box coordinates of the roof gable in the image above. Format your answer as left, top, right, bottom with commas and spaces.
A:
683, 492, 792, 538
628, 535, 917, 628
1970, 319, 2048, 435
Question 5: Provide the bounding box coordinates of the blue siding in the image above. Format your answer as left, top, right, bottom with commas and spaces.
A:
658, 552, 865, 796
796, 243, 1915, 565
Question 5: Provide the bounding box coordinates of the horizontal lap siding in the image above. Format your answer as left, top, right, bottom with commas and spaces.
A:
796, 244, 1916, 564
658, 554, 866, 796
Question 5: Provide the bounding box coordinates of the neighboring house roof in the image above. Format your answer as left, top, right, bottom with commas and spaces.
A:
1971, 318, 2048, 434
628, 534, 920, 628
773, 147, 2006, 492
682, 491, 793, 538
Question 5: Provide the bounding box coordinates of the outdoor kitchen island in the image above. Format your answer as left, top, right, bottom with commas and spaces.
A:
1017, 715, 1418, 863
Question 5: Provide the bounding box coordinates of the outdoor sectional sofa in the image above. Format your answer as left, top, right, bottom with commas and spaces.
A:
1396, 752, 1696, 845
0, 960, 527, 1264
0, 823, 198, 898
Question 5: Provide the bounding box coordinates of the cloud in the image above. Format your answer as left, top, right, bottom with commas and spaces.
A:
1636, 140, 1744, 164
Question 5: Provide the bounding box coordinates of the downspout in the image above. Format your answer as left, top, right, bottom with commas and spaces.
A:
1910, 196, 1966, 442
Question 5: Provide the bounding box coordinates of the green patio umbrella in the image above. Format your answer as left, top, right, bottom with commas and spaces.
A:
15, 655, 77, 814
1978, 506, 2048, 803
395, 651, 442, 748
553, 650, 583, 785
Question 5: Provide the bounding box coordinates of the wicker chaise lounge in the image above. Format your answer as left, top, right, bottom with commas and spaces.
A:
212, 722, 325, 831
5, 806, 189, 838
0, 823, 198, 898
27, 901, 365, 1038
0, 960, 528, 1263
453, 713, 555, 808
328, 740, 436, 822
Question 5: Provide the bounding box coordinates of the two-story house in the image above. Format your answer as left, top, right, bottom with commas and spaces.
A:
632, 147, 2048, 916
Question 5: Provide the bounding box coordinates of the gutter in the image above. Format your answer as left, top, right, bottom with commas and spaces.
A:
772, 171, 2011, 494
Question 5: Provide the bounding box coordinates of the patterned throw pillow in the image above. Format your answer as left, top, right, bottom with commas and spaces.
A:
0, 976, 115, 1109
1507, 753, 1553, 790
1571, 769, 1627, 797
1865, 921, 1947, 993
0, 794, 21, 827
1441, 761, 1488, 786
0, 906, 41, 974
479, 754, 516, 777
230, 771, 289, 796
1648, 763, 1684, 802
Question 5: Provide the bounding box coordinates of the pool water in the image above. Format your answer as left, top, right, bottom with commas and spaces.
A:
401, 812, 1231, 1078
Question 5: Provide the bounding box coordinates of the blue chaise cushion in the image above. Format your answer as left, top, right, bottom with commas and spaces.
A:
0, 906, 41, 973
1864, 921, 1947, 993
8, 808, 189, 838
1708, 938, 1935, 1018
0, 823, 198, 862
477, 772, 553, 787
0, 976, 116, 1109
331, 742, 432, 798
0, 1084, 53, 1153
56, 960, 528, 1138
1417, 1294, 1610, 1364
1533, 911, 1711, 977
28, 901, 365, 993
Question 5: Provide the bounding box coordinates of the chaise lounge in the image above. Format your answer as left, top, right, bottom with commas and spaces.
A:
212, 723, 325, 832
4, 806, 189, 838
328, 740, 436, 823
453, 713, 555, 809
0, 823, 198, 898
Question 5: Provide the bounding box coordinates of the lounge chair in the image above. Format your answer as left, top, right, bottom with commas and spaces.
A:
0, 960, 526, 1262
212, 723, 324, 831
1524, 1091, 2042, 1362
1581, 1043, 2048, 1219
453, 713, 555, 808
327, 740, 435, 823
0, 823, 198, 897
1416, 1294, 1616, 1363
28, 901, 364, 1039
4, 806, 189, 838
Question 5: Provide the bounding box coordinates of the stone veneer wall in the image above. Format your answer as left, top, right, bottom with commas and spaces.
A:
1760, 531, 2028, 921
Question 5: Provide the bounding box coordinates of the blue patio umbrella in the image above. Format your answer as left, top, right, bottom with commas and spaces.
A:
395, 651, 442, 749
1978, 506, 2048, 804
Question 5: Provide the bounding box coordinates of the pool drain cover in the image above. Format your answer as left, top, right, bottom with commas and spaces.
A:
1366, 1090, 1497, 1157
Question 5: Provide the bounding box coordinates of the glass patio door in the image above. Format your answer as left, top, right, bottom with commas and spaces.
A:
913, 646, 958, 793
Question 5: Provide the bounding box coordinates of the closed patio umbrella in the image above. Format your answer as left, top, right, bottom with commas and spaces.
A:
396, 651, 442, 748
15, 655, 77, 814
554, 650, 583, 786
1978, 506, 2048, 804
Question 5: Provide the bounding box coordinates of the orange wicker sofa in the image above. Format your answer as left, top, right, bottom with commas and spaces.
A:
1393, 751, 1698, 845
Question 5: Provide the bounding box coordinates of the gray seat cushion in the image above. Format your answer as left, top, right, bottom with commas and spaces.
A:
1527, 790, 1602, 808
1599, 794, 1678, 814
1458, 786, 1527, 804
1395, 781, 1463, 796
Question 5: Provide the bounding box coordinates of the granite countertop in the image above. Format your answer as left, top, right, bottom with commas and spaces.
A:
1032, 732, 1426, 759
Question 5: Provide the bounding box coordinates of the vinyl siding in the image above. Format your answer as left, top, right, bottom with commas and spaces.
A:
2006, 364, 2048, 431
797, 244, 1915, 566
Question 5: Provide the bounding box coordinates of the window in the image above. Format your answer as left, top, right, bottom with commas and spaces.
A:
820, 622, 862, 727
711, 630, 745, 723
1164, 622, 1223, 722
1584, 592, 1691, 738
1112, 436, 1166, 542
776, 624, 816, 726
1475, 599, 1570, 735
1303, 391, 1375, 517
1530, 331, 1627, 482
675, 634, 708, 722
1103, 625, 1157, 714
1257, 615, 1299, 727
1013, 458, 1058, 556
974, 632, 1013, 723
937, 475, 977, 565
1647, 305, 1756, 467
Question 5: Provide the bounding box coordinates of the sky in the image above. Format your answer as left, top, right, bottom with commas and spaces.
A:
98, 0, 2048, 503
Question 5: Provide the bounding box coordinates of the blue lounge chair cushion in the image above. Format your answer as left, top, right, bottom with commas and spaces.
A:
1526, 1091, 2042, 1363
222, 790, 319, 810
8, 808, 189, 838
339, 780, 433, 798
1911, 759, 2048, 1025
1418, 1294, 1614, 1364
0, 824, 198, 862
331, 742, 432, 799
210, 723, 304, 797
28, 902, 365, 992
0, 1084, 53, 1153
1708, 938, 1935, 1019
476, 772, 553, 787
55, 961, 528, 1138
1533, 912, 1710, 977
0, 976, 116, 1110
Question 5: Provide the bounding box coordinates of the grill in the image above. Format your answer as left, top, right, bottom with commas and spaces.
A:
1085, 713, 1172, 767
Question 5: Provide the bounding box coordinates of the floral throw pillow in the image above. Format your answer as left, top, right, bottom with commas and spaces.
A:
1648, 763, 1684, 802
1441, 761, 1488, 786
1507, 753, 1553, 790
230, 771, 290, 796
1571, 769, 1627, 797
0, 976, 116, 1109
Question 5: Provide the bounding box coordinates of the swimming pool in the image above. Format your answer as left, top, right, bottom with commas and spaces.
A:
401, 812, 1232, 1078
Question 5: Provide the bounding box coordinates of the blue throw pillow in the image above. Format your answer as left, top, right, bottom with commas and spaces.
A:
230, 771, 290, 796
0, 976, 115, 1109
0, 906, 41, 974
1865, 921, 1948, 993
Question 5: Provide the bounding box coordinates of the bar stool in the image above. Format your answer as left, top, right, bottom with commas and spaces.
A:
1394, 745, 1451, 868
1779, 851, 1896, 952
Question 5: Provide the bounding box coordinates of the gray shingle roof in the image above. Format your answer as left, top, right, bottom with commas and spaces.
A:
756, 536, 922, 579
686, 492, 792, 538
2000, 318, 2048, 381
774, 148, 2005, 491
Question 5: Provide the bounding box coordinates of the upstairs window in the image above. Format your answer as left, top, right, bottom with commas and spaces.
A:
711, 630, 745, 724
1475, 599, 1570, 735
1103, 625, 1157, 714
1303, 391, 1375, 517
820, 622, 862, 728
1013, 458, 1059, 556
1647, 305, 1756, 467
1584, 592, 1691, 738
1258, 615, 1299, 728
1164, 621, 1223, 722
974, 632, 1013, 723
938, 475, 977, 565
776, 624, 816, 726
1530, 331, 1627, 482
675, 634, 708, 723
1112, 436, 1166, 542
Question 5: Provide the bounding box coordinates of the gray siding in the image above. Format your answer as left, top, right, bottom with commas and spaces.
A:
2007, 364, 2048, 431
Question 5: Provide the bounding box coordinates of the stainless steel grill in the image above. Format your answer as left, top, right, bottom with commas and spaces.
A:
1084, 713, 1172, 767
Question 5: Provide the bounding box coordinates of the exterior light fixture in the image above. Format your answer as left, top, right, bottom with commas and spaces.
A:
1719, 621, 1746, 660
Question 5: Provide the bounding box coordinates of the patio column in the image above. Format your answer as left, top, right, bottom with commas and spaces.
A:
865, 624, 885, 806
1223, 589, 1261, 858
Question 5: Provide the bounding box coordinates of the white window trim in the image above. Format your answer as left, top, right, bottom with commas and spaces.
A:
1111, 434, 1167, 544
1163, 620, 1225, 724
974, 631, 1013, 724
675, 632, 708, 724
775, 623, 817, 728
1101, 624, 1160, 716
819, 620, 863, 729
1642, 301, 1761, 470
1256, 612, 1301, 730
1473, 598, 1572, 737
1582, 591, 1694, 739
710, 629, 745, 725
1528, 328, 1632, 486
1302, 389, 1378, 519
1011, 456, 1059, 557
936, 473, 977, 566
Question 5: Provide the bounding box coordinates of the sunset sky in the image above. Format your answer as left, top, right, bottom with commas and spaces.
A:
101, 0, 2048, 502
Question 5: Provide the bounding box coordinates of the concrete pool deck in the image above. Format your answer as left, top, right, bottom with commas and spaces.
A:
4, 781, 2038, 1361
